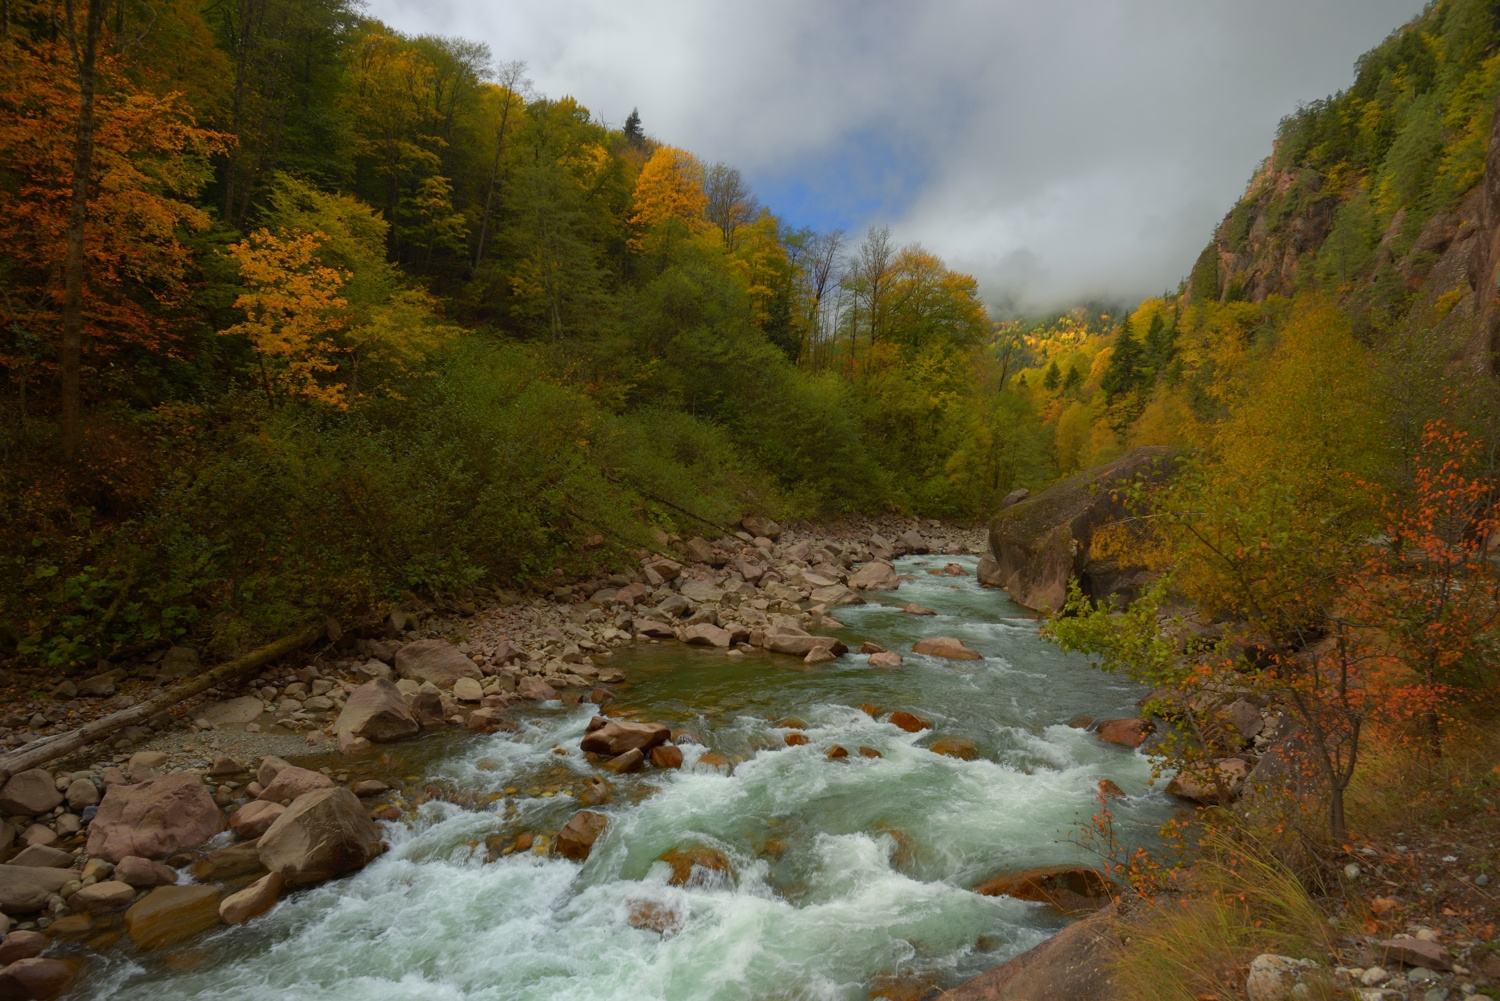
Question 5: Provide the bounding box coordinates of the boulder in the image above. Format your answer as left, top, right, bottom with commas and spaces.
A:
804, 647, 837, 665
897, 530, 930, 554
517, 677, 558, 701
975, 554, 1004, 588
1378, 937, 1452, 971
257, 756, 291, 788
928, 737, 978, 760
69, 879, 137, 913
229, 801, 285, 840
764, 632, 847, 658
660, 845, 733, 886
18, 828, 54, 850
453, 677, 484, 702
557, 811, 608, 861
889, 711, 931, 733
257, 766, 335, 804
682, 623, 731, 648
974, 865, 1116, 914
113, 856, 177, 888
868, 652, 904, 667
1245, 955, 1320, 1001
6, 848, 68, 870
679, 579, 724, 604
0, 930, 47, 965
682, 537, 717, 565
988, 446, 1179, 612
741, 516, 780, 540
847, 562, 900, 591
0, 958, 72, 1000
334, 679, 419, 753
809, 584, 863, 607
256, 787, 381, 886
409, 685, 445, 726
393, 639, 481, 688
634, 619, 675, 639
601, 748, 644, 773
0, 772, 62, 817
465, 708, 513, 733
63, 780, 98, 812
902, 603, 936, 615
86, 772, 223, 862
349, 780, 389, 797
209, 755, 246, 777
1223, 699, 1264, 742
189, 842, 265, 881
912, 637, 981, 660
1165, 758, 1250, 805
0, 867, 74, 914
1000, 487, 1030, 509
650, 745, 684, 769
1095, 718, 1153, 748
581, 720, 670, 756
123, 885, 222, 949
219, 871, 283, 926
944, 907, 1120, 1000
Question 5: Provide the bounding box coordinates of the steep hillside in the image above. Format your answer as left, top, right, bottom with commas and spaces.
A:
1187, 0, 1500, 373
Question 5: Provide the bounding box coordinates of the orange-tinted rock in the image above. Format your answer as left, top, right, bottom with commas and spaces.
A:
803, 647, 837, 665
660, 845, 733, 886
69, 880, 137, 913
580, 720, 670, 756
86, 773, 224, 863
114, 855, 179, 888
973, 865, 1116, 914
928, 737, 978, 760
859, 704, 880, 717
859, 746, 883, 758
860, 642, 887, 654
868, 652, 904, 667
696, 751, 730, 771
784, 733, 809, 747
889, 711, 931, 733
256, 787, 381, 886
190, 842, 265, 882
1068, 716, 1094, 729
219, 872, 282, 926
124, 885, 222, 949
557, 811, 608, 861
627, 899, 682, 934
1095, 718, 1153, 748
0, 931, 47, 965
912, 637, 981, 660
601, 748, 644, 774
901, 603, 937, 616
649, 745, 683, 769
827, 745, 848, 760
1098, 779, 1125, 799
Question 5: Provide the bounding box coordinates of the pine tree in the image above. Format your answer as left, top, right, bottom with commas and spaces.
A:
1043, 360, 1061, 390
1100, 316, 1143, 402
1062, 364, 1081, 391
623, 108, 643, 144
1143, 314, 1176, 374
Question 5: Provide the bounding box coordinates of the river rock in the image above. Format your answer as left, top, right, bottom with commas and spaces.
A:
86, 772, 223, 862
682, 623, 731, 648
1224, 698, 1264, 742
7, 847, 69, 870
1379, 937, 1453, 971
409, 684, 446, 726
465, 708, 514, 733
257, 756, 291, 787
741, 516, 780, 540
124, 885, 222, 948
0, 772, 62, 817
911, 637, 981, 660
193, 696, 265, 727
682, 537, 717, 565
393, 639, 481, 688
896, 530, 930, 554
1245, 954, 1320, 1001
219, 871, 282, 925
330, 681, 416, 751
557, 811, 608, 861
847, 561, 899, 590
976, 554, 1004, 587
19, 827, 54, 850
257, 766, 334, 804
889, 711, 931, 733
868, 651, 904, 667
764, 631, 847, 658
70, 879, 137, 913
349, 780, 389, 797
453, 677, 484, 702
114, 856, 177, 888
650, 745, 684, 769
679, 579, 724, 603
0, 930, 47, 965
190, 842, 266, 881
257, 787, 380, 886
928, 737, 978, 760
601, 748, 644, 773
0, 958, 73, 1000
809, 584, 863, 607
1095, 718, 1153, 748
581, 720, 670, 756
517, 677, 558, 701
988, 446, 1179, 612
974, 865, 1116, 913
902, 603, 936, 615
63, 780, 98, 812
0, 867, 74, 914
1165, 758, 1250, 804
634, 619, 675, 639
661, 845, 733, 886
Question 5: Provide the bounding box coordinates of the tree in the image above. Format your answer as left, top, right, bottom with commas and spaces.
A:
622, 107, 642, 145
1043, 360, 1061, 390
1100, 316, 1142, 402
472, 61, 528, 268
704, 162, 759, 252
627, 145, 707, 254
1063, 364, 1082, 391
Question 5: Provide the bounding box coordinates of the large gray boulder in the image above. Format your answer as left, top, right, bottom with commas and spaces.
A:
393, 639, 481, 688
987, 446, 1179, 612
257, 788, 381, 886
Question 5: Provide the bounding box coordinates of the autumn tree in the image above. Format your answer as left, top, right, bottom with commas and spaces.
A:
627, 144, 708, 254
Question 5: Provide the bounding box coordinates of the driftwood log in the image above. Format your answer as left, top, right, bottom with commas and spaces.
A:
0, 622, 326, 784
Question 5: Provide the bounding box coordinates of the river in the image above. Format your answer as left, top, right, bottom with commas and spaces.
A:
71, 554, 1171, 1001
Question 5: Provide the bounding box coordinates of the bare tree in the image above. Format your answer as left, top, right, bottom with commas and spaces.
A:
704, 163, 759, 252
845, 225, 895, 376
802, 229, 844, 368
472, 60, 529, 268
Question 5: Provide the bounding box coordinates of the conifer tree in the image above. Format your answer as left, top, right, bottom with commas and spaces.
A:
1100, 316, 1143, 402
623, 107, 643, 144
1043, 359, 1061, 390
1062, 364, 1081, 391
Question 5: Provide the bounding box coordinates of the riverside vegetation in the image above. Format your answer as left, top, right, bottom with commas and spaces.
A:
0, 0, 1499, 999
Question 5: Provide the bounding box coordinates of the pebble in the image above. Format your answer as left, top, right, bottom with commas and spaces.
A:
1474, 873, 1490, 887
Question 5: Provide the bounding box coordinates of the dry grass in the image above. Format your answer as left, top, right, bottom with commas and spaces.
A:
1112, 832, 1337, 1001
1345, 713, 1500, 842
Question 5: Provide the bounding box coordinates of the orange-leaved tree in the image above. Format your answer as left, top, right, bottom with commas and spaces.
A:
627, 145, 708, 254
0, 5, 226, 456
222, 230, 351, 407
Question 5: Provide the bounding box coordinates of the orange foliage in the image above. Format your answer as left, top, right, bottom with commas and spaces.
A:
627, 145, 707, 251
0, 34, 227, 369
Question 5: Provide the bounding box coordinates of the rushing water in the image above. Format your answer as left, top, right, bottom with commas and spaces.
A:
68, 555, 1172, 1001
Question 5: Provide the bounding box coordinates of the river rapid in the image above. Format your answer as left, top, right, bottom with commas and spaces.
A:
71, 555, 1171, 1001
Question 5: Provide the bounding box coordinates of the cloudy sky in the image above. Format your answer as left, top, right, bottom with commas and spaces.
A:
368, 0, 1426, 312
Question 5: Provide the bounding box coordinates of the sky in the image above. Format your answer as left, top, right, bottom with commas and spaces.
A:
366, 0, 1428, 312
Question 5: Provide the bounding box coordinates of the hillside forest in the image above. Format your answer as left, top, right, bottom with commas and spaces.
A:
2, 0, 1498, 701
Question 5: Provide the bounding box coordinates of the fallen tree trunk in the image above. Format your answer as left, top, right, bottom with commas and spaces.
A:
0, 622, 326, 784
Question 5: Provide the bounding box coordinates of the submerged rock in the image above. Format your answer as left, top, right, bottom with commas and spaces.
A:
660, 845, 733, 886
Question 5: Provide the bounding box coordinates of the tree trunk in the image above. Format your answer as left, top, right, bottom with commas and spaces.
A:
1329, 785, 1347, 843
59, 0, 106, 463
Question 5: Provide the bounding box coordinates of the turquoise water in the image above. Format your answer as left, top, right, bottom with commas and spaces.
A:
68, 556, 1171, 1001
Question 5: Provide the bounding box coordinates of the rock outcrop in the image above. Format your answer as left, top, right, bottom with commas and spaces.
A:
987, 447, 1179, 612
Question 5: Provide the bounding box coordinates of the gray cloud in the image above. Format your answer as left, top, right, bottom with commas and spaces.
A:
368, 0, 1427, 311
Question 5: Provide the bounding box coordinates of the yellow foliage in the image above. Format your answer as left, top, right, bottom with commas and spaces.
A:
223, 229, 350, 407
628, 145, 708, 251
1128, 387, 1203, 449
1054, 400, 1091, 474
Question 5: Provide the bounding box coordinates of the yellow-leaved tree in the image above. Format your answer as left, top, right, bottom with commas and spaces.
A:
627, 145, 708, 253
223, 230, 350, 407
